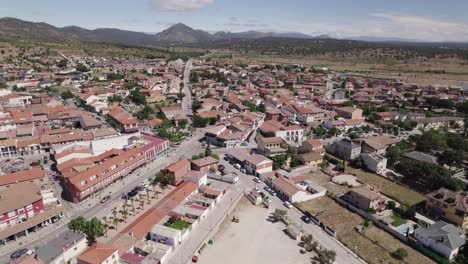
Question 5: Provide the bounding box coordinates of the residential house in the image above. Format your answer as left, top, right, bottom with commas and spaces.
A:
425, 188, 468, 228
342, 185, 386, 211
335, 107, 363, 119
402, 151, 438, 165
256, 136, 286, 157
149, 225, 182, 249
297, 152, 323, 169
244, 154, 273, 176
414, 221, 466, 260
360, 153, 387, 173
190, 156, 219, 172
76, 242, 119, 264
36, 230, 87, 264
327, 138, 362, 160
259, 120, 304, 144
160, 159, 191, 186
299, 139, 325, 155
271, 176, 325, 203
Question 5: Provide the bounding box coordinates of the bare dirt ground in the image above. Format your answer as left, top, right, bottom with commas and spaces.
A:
199, 198, 315, 264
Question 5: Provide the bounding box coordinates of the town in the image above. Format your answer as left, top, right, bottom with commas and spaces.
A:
0, 11, 468, 264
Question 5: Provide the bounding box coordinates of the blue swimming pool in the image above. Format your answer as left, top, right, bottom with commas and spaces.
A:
395, 224, 414, 235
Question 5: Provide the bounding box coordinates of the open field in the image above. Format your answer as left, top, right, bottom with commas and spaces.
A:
235, 52, 468, 86
345, 167, 426, 206
200, 198, 314, 264
297, 196, 362, 236
341, 225, 435, 264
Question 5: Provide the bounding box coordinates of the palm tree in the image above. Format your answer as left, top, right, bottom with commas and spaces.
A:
113, 217, 120, 229
145, 188, 151, 203
121, 210, 129, 223
130, 198, 135, 213
150, 181, 157, 197
112, 207, 117, 219
102, 216, 108, 225
139, 200, 145, 210
103, 224, 109, 237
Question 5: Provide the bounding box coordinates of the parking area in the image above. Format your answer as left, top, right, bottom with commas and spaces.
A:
199, 198, 313, 264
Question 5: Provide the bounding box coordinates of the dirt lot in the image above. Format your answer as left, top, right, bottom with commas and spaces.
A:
345, 168, 426, 206
200, 198, 314, 264
308, 170, 350, 196
296, 196, 362, 236
340, 224, 435, 264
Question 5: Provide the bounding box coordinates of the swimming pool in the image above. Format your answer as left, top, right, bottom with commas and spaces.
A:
395, 224, 414, 235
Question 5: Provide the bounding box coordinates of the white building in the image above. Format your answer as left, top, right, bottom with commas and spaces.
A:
272, 176, 326, 203
150, 225, 182, 249
414, 221, 466, 260
360, 153, 387, 173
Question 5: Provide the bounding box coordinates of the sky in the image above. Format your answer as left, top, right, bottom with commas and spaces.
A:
1, 0, 468, 42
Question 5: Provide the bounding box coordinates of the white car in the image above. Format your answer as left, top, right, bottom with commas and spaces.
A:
283, 201, 292, 208
253, 178, 261, 183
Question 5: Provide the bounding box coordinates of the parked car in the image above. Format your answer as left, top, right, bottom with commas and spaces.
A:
10, 249, 32, 260
263, 196, 272, 203
240, 168, 246, 174
234, 164, 241, 169
253, 178, 261, 183
301, 215, 311, 223
100, 195, 111, 203
264, 186, 272, 192
140, 182, 148, 188
269, 190, 277, 196
218, 164, 225, 171
283, 201, 292, 209
258, 191, 266, 198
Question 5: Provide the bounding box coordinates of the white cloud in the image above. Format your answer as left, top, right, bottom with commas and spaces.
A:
151, 0, 214, 12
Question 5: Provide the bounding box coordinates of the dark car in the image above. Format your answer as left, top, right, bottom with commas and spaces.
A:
100, 195, 111, 203
218, 165, 225, 171
301, 215, 311, 223
10, 249, 29, 259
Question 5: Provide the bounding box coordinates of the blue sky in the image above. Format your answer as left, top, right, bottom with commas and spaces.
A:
1, 0, 468, 41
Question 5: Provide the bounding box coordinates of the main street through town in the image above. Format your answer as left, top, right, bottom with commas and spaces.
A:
182, 58, 193, 116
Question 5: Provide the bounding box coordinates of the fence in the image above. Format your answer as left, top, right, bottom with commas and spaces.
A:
336, 197, 409, 242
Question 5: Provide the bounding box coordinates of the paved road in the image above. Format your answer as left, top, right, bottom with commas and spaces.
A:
0, 131, 205, 263
182, 59, 193, 116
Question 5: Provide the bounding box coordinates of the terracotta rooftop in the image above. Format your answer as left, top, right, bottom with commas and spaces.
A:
76, 242, 118, 264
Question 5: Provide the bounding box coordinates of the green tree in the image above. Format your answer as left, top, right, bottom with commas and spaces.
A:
57, 59, 68, 68
393, 248, 408, 260
272, 209, 287, 221
128, 88, 147, 105
84, 217, 105, 244
68, 216, 86, 233
76, 63, 89, 72
107, 94, 123, 103
205, 141, 212, 157
60, 90, 74, 100
319, 249, 336, 264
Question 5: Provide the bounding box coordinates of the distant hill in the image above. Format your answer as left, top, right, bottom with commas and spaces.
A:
153, 23, 214, 44
0, 17, 467, 57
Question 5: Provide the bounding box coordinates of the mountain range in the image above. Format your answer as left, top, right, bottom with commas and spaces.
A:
0, 17, 466, 50
0, 17, 331, 46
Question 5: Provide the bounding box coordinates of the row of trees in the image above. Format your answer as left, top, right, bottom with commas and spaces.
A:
68, 217, 105, 244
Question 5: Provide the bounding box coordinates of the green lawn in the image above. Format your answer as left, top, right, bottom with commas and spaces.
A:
345, 167, 426, 206
390, 215, 407, 227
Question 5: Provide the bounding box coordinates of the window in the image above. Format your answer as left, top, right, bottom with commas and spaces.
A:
26, 204, 33, 210
17, 208, 24, 214
7, 211, 15, 218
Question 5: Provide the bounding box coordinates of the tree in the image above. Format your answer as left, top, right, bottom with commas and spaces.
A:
107, 94, 123, 103
57, 59, 68, 68
393, 248, 408, 260
128, 88, 147, 105
204, 141, 212, 157
272, 209, 287, 221
193, 115, 210, 127
60, 90, 74, 100
112, 217, 119, 229
178, 119, 188, 129
84, 217, 105, 244
76, 63, 89, 72
319, 249, 336, 264
386, 201, 396, 210
68, 216, 86, 233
